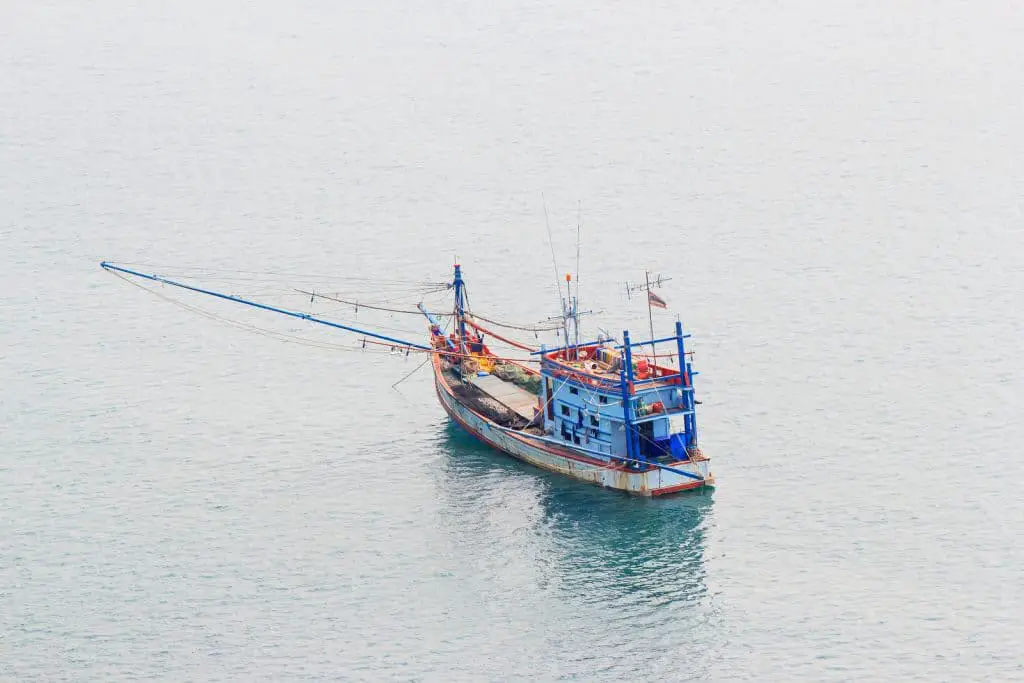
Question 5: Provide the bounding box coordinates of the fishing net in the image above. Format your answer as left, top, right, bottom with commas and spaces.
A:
492, 362, 542, 395
449, 379, 530, 430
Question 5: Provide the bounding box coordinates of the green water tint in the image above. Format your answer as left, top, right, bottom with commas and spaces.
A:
437, 422, 712, 604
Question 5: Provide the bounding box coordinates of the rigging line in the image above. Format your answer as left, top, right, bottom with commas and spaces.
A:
575, 200, 582, 345
309, 319, 426, 338
309, 287, 560, 334
575, 200, 581, 302
151, 276, 448, 295
211, 290, 549, 333
102, 262, 431, 350
467, 311, 563, 333
361, 339, 540, 364
115, 277, 368, 354
463, 318, 536, 352
296, 305, 432, 335
115, 262, 447, 286
391, 356, 432, 390
542, 193, 565, 313
224, 292, 446, 316
299, 290, 455, 316
122, 276, 449, 296
108, 272, 391, 354
259, 291, 446, 308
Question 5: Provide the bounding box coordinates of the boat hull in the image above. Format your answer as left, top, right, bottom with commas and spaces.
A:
432, 359, 713, 496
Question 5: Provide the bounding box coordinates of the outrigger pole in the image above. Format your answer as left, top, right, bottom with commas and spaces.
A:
100, 262, 432, 351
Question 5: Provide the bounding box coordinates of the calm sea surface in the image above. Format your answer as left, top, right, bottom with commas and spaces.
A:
3, 1, 1023, 680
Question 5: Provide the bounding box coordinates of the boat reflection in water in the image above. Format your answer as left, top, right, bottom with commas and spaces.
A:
435, 421, 713, 609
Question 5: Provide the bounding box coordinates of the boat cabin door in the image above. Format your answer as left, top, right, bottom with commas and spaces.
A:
545, 378, 555, 421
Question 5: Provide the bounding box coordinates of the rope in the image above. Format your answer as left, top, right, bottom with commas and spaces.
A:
300, 291, 561, 339
464, 318, 536, 351
391, 356, 432, 389
300, 290, 455, 316
114, 262, 447, 287
360, 338, 540, 364
109, 272, 394, 354
468, 310, 562, 333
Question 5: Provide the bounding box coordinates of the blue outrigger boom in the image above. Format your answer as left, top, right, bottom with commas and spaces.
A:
101, 260, 713, 495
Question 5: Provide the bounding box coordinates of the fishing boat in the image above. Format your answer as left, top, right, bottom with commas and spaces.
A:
100, 261, 714, 495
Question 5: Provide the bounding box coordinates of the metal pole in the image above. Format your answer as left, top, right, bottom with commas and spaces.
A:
621, 329, 641, 464
687, 360, 698, 446
674, 320, 688, 445
453, 264, 468, 351
563, 274, 573, 354
619, 367, 634, 464
645, 270, 656, 359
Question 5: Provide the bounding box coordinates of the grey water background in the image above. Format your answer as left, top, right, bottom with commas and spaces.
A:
2, 0, 1023, 680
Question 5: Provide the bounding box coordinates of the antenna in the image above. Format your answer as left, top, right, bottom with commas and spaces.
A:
624, 273, 672, 297
574, 201, 582, 346
542, 194, 569, 349
624, 271, 672, 358
644, 271, 655, 357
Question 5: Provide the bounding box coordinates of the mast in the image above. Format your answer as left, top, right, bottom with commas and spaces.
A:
675, 320, 694, 450
644, 270, 656, 358
620, 329, 640, 465
564, 273, 574, 358
574, 202, 582, 349
452, 263, 468, 352
573, 294, 579, 348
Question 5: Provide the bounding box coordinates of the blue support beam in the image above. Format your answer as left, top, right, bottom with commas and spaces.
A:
616, 333, 691, 350
621, 329, 642, 463
631, 408, 693, 426
417, 303, 456, 351
686, 360, 698, 446
530, 339, 607, 356
674, 320, 691, 447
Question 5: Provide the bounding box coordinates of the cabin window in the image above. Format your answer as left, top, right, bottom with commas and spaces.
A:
561, 404, 570, 416
569, 387, 579, 395
573, 435, 581, 445
590, 415, 600, 427
599, 396, 608, 404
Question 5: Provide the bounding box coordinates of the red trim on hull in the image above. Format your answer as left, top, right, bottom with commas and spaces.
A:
651, 480, 707, 496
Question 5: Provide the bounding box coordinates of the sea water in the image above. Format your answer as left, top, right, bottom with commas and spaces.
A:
2, 1, 1022, 679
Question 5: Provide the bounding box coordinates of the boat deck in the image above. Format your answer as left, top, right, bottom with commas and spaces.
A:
469, 373, 539, 421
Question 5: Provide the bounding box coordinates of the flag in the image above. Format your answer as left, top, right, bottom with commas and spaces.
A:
648, 291, 667, 309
